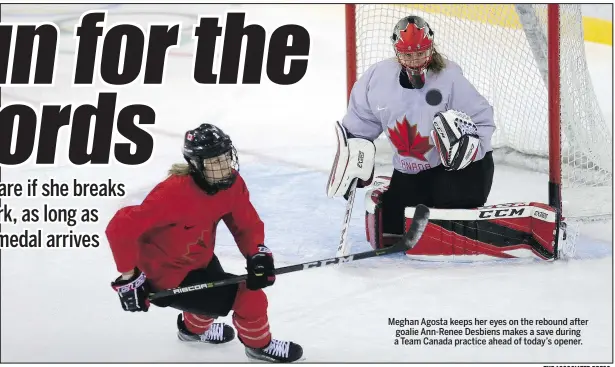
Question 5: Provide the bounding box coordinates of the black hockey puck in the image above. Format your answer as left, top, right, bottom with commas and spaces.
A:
426, 89, 442, 106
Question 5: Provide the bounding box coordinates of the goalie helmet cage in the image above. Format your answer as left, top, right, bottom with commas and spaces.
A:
345, 4, 612, 221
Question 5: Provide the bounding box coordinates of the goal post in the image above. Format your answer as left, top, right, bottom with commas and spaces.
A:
547, 4, 562, 214
344, 4, 612, 221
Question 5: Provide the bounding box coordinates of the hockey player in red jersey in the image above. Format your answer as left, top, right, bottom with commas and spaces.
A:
106, 123, 303, 363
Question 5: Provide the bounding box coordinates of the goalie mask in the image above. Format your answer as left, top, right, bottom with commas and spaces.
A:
391, 15, 434, 89
183, 123, 239, 195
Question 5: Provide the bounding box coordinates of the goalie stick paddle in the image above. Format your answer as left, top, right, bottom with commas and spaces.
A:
148, 205, 430, 301
336, 178, 358, 257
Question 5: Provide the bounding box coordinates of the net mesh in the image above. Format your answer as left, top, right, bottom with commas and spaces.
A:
351, 4, 612, 219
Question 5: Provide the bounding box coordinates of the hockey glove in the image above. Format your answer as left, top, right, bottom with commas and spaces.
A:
431, 110, 480, 171
246, 245, 276, 290
111, 268, 150, 312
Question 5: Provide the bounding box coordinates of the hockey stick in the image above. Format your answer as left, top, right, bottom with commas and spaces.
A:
149, 204, 430, 301
336, 179, 358, 257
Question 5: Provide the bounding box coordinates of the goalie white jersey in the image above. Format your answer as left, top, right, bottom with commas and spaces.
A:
342, 58, 496, 174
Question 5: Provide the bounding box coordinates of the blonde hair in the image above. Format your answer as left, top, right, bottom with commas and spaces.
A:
428, 48, 446, 73
168, 163, 191, 176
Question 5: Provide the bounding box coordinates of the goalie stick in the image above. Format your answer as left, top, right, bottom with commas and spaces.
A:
336, 178, 358, 257
149, 204, 430, 301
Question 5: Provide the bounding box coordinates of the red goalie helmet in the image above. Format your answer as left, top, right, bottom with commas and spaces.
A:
391, 15, 434, 87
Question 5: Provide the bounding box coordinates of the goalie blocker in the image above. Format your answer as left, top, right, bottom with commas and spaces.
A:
326, 121, 376, 198
364, 177, 571, 261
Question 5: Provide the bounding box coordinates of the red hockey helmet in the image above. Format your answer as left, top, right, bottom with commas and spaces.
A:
391, 16, 434, 83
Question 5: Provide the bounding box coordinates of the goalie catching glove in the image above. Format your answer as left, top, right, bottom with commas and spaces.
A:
327, 121, 376, 198
431, 109, 480, 170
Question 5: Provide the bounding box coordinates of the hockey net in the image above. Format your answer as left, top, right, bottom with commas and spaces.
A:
346, 4, 612, 221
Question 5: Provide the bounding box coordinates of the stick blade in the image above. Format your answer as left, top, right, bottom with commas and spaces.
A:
403, 204, 430, 249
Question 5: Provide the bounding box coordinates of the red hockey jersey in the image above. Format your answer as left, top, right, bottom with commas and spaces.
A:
105, 173, 264, 290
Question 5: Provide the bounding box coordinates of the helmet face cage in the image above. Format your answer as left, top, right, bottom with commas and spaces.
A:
391, 16, 434, 75
397, 49, 433, 75
201, 148, 239, 189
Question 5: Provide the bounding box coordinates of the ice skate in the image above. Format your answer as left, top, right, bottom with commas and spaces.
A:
176, 314, 235, 344
244, 338, 304, 363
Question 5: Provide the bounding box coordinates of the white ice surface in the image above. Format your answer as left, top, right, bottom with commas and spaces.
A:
0, 4, 612, 363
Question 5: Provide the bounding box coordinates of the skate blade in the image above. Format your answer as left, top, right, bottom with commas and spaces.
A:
246, 355, 306, 363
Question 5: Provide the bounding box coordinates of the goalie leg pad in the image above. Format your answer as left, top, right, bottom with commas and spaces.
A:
327, 121, 376, 198
365, 201, 383, 250
364, 176, 403, 249
403, 202, 559, 261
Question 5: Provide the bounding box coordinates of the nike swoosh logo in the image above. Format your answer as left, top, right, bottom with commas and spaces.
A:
184, 225, 195, 230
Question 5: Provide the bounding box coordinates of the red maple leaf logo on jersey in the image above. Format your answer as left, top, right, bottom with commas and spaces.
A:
179, 231, 210, 264
387, 116, 434, 161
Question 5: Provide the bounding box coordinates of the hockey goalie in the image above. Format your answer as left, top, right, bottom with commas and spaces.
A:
326, 14, 569, 261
